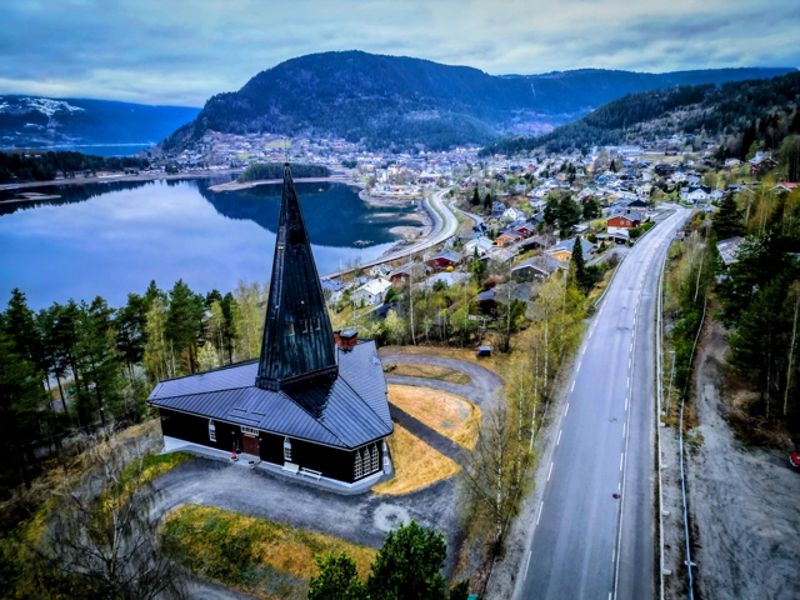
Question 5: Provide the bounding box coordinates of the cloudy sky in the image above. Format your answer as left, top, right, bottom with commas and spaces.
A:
2, 0, 798, 107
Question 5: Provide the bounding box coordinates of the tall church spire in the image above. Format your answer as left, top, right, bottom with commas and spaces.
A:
255, 164, 338, 391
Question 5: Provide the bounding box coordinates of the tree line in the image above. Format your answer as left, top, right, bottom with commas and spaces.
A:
0, 279, 268, 499
237, 162, 330, 183
0, 150, 150, 183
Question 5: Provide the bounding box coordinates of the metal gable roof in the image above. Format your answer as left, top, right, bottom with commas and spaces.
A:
147, 340, 391, 449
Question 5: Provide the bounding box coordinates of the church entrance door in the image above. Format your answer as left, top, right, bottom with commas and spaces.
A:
242, 434, 259, 456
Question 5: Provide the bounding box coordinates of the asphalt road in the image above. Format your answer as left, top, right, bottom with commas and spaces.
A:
323, 188, 459, 278
518, 207, 690, 600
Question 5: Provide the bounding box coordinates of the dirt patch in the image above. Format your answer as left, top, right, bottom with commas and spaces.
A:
385, 362, 472, 385
373, 425, 460, 496
388, 384, 480, 450
687, 319, 800, 599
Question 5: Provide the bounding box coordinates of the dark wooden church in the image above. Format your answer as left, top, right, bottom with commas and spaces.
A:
148, 165, 393, 487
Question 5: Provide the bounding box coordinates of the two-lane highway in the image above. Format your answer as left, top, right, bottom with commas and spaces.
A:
517, 207, 690, 600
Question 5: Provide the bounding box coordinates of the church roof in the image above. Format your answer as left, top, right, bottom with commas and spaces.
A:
149, 340, 392, 449
256, 164, 338, 390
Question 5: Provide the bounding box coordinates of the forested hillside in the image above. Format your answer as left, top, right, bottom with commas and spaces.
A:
482, 72, 800, 156
163, 50, 792, 152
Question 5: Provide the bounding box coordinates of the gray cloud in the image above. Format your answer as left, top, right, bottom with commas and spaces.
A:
0, 0, 797, 106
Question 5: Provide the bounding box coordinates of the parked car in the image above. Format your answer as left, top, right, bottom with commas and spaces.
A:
789, 451, 800, 470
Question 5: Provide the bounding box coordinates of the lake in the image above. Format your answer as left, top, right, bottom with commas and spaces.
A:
0, 178, 418, 309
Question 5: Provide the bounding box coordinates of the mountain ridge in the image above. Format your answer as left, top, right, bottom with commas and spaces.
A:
163, 50, 795, 151
480, 71, 800, 156
0, 95, 200, 154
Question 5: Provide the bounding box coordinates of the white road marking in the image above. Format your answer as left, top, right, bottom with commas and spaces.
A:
622, 423, 626, 438
570, 381, 576, 393
536, 502, 544, 526
627, 375, 630, 389
547, 462, 554, 482
612, 547, 616, 566
628, 357, 632, 369
524, 549, 532, 578
576, 359, 582, 371
619, 453, 624, 471
564, 403, 570, 417
556, 429, 562, 446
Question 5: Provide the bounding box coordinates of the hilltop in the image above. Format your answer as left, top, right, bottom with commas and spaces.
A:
162, 50, 793, 151
482, 71, 800, 156
0, 96, 200, 153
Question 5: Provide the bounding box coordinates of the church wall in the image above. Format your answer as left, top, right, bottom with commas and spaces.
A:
158, 409, 386, 485
159, 409, 238, 453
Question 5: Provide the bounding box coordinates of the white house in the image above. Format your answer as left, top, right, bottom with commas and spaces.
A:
502, 206, 525, 222
351, 277, 392, 307
464, 236, 494, 257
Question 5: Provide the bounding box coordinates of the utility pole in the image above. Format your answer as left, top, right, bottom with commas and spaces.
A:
666, 350, 676, 417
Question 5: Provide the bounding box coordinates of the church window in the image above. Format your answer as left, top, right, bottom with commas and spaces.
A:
283, 437, 292, 462
371, 444, 379, 472
354, 451, 363, 479
363, 447, 371, 474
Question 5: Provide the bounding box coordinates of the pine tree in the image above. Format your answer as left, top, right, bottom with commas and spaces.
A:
569, 236, 592, 293
470, 187, 480, 207
166, 279, 204, 374
713, 193, 743, 240
557, 196, 582, 237
367, 521, 447, 600
308, 552, 366, 600
482, 192, 492, 214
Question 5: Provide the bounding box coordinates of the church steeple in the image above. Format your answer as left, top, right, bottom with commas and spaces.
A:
255, 164, 338, 391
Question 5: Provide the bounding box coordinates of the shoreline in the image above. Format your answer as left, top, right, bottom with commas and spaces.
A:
0, 168, 244, 193
207, 174, 354, 192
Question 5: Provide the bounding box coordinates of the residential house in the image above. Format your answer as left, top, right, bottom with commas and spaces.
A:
511, 255, 568, 282
717, 236, 745, 267
351, 277, 392, 307
502, 206, 525, 222
495, 229, 524, 246
426, 251, 462, 271
681, 186, 713, 204
607, 210, 644, 234
546, 237, 595, 262
388, 262, 426, 288
424, 271, 470, 289
464, 236, 494, 257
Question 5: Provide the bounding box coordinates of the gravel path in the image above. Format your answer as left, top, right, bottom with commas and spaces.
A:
687, 321, 800, 600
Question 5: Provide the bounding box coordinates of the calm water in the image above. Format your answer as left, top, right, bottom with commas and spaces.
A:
0, 178, 415, 308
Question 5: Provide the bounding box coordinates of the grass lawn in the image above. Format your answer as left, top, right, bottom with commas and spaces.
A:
162, 504, 376, 600
388, 384, 480, 450
372, 424, 460, 496
385, 361, 471, 384
379, 344, 507, 376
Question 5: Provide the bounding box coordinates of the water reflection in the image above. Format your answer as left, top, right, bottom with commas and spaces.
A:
0, 178, 415, 308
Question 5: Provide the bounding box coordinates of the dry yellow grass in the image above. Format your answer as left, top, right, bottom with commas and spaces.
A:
380, 344, 508, 375
372, 424, 460, 495
388, 384, 480, 450
387, 361, 471, 384
163, 504, 376, 599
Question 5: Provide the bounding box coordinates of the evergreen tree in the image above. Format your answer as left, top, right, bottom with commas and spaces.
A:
75, 297, 123, 424
582, 197, 601, 221
543, 195, 560, 226
166, 279, 204, 374
0, 330, 44, 489
470, 187, 480, 207
482, 192, 492, 214
116, 292, 147, 382
713, 193, 743, 239
308, 552, 366, 600
366, 521, 447, 600
569, 236, 591, 293
557, 196, 582, 237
